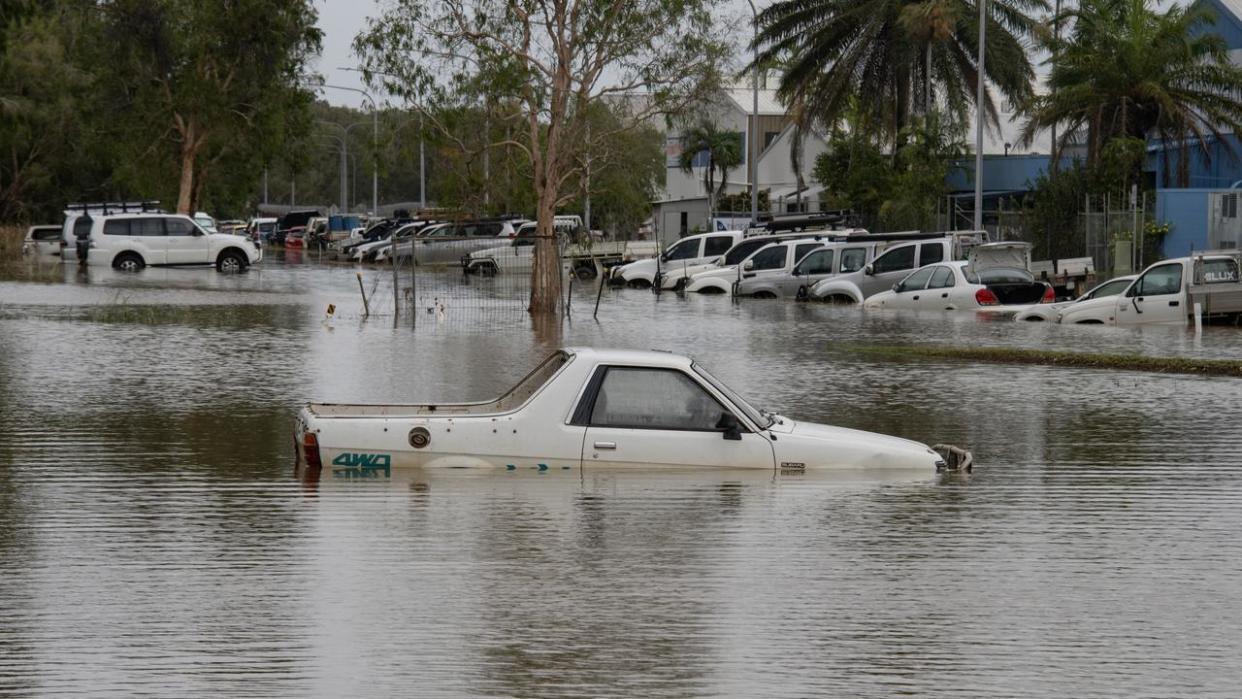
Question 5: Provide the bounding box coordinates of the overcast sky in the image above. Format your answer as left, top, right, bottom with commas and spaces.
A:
311, 0, 756, 109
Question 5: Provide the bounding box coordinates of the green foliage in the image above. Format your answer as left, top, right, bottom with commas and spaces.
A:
1023, 162, 1090, 261
753, 0, 1043, 144
1024, 0, 1242, 186
97, 0, 322, 213
812, 112, 963, 230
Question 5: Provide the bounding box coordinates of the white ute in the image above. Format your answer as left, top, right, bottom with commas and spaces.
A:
295, 348, 971, 476
1057, 252, 1242, 326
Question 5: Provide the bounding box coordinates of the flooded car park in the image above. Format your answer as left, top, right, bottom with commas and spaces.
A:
2, 255, 1242, 696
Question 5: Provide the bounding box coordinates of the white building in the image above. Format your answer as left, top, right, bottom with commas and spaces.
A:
653, 85, 831, 244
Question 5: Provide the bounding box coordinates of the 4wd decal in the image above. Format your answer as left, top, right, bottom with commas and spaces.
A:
331, 452, 392, 479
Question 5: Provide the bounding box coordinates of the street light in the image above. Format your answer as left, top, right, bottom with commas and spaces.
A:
318, 120, 370, 212
974, 0, 987, 231
339, 67, 427, 212
317, 82, 379, 215
746, 0, 760, 227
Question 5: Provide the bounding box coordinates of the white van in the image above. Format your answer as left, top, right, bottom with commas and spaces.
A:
83, 212, 263, 272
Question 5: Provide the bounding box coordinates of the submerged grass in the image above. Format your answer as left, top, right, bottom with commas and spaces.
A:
840, 343, 1242, 378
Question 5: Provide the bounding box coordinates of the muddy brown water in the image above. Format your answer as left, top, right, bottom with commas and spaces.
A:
2, 255, 1241, 697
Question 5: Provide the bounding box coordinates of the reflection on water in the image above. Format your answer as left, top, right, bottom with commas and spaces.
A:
1, 258, 1241, 697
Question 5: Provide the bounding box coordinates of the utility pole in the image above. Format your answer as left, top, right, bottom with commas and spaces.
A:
974, 0, 987, 231
747, 0, 760, 227
320, 83, 379, 215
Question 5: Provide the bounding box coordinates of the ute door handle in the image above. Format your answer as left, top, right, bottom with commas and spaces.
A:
593, 441, 616, 450
941, 292, 949, 298
1169, 300, 1180, 307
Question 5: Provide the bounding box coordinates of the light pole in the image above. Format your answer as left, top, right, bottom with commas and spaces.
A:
974, 0, 987, 231
319, 83, 379, 215
316, 130, 347, 211
746, 0, 760, 227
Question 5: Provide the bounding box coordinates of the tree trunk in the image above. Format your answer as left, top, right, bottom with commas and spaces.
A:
176, 120, 199, 215
529, 192, 562, 315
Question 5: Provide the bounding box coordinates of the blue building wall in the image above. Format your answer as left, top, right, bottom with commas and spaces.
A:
1155, 189, 1214, 256
1192, 0, 1242, 47
1149, 134, 1242, 189
947, 154, 1062, 193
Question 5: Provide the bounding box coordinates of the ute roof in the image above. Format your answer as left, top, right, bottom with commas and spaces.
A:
564, 346, 694, 368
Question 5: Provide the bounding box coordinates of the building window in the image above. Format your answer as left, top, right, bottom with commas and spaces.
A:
1223, 193, 1237, 219
680, 211, 688, 235
764, 131, 780, 149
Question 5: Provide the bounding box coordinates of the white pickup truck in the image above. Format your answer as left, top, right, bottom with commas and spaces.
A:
463, 220, 656, 280
1056, 252, 1242, 326
295, 347, 971, 476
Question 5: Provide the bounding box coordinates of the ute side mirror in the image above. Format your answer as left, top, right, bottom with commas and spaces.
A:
791, 267, 802, 276
742, 260, 755, 272
863, 263, 874, 276
716, 413, 742, 441
893, 282, 903, 292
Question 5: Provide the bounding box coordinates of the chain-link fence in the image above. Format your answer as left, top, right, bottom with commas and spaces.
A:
340, 234, 648, 328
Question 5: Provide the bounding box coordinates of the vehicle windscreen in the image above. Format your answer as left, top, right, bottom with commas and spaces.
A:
692, 364, 772, 429
964, 267, 1034, 284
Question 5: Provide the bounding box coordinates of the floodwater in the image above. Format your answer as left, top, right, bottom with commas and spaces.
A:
2, 255, 1241, 697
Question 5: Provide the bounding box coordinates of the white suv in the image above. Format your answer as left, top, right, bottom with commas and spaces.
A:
83, 213, 263, 272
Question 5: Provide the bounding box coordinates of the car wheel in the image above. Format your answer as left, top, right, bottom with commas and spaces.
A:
795, 285, 810, 301
217, 250, 247, 273
824, 294, 856, 305
113, 252, 145, 272
574, 264, 597, 281
479, 263, 498, 277
625, 278, 651, 289
753, 291, 777, 299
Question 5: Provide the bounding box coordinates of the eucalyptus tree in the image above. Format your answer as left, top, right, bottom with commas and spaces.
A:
99, 0, 322, 214
354, 0, 729, 315
1022, 0, 1242, 186
752, 0, 1043, 144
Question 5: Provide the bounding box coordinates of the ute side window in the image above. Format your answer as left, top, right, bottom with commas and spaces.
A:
704, 236, 734, 256
919, 243, 944, 265
664, 238, 700, 261
839, 248, 866, 273
1134, 263, 1183, 296
588, 367, 728, 431
724, 239, 769, 265
872, 245, 916, 274
748, 245, 787, 270
796, 249, 834, 275
794, 242, 820, 263
132, 218, 167, 237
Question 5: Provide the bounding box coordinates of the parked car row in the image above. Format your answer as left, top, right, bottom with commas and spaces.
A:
610, 228, 1242, 328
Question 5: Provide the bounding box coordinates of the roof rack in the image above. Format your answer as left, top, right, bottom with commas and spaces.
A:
65, 201, 163, 215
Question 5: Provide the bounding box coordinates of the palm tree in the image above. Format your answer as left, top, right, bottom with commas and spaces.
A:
1022, 0, 1242, 186
677, 121, 744, 213
752, 0, 1043, 144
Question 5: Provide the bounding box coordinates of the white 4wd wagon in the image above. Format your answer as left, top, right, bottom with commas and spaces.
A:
83, 213, 262, 272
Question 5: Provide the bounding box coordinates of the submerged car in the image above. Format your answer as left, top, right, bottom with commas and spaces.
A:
863, 242, 1052, 313
1013, 275, 1137, 321
295, 348, 971, 476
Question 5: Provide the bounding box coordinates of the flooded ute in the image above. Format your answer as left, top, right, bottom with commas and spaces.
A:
295, 348, 970, 476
